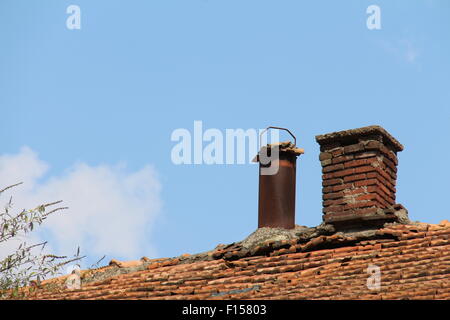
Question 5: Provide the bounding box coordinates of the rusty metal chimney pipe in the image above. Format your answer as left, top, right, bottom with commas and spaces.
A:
255, 127, 304, 229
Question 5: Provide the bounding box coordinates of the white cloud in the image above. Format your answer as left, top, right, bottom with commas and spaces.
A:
0, 147, 162, 265
0, 147, 49, 192
402, 39, 420, 63
379, 38, 421, 64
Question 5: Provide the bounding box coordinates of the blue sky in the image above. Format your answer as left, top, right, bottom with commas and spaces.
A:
0, 0, 449, 268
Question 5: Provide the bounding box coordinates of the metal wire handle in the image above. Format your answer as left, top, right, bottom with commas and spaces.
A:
259, 126, 297, 148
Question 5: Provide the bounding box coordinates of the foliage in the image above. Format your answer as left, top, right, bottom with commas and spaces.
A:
0, 183, 83, 296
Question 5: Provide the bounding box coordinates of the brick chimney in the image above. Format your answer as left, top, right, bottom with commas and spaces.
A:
315, 126, 404, 228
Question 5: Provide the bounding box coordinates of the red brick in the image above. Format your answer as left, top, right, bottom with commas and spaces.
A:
367, 170, 396, 192
382, 156, 397, 173
380, 145, 398, 165
319, 152, 333, 161
367, 185, 385, 198
354, 165, 377, 174
373, 160, 397, 180
343, 201, 378, 210
343, 187, 367, 196
354, 151, 378, 159
355, 194, 377, 202
323, 191, 344, 200
331, 149, 344, 157
387, 169, 397, 181
354, 178, 378, 187
376, 195, 391, 208
323, 198, 346, 207
322, 163, 345, 173
367, 178, 396, 198
367, 186, 395, 204
366, 172, 377, 179
323, 205, 344, 213
343, 174, 366, 183
343, 158, 375, 169
375, 167, 396, 185
330, 168, 355, 179
332, 183, 354, 192
322, 173, 330, 180
343, 143, 365, 154
322, 178, 343, 187
364, 140, 383, 150
332, 155, 354, 164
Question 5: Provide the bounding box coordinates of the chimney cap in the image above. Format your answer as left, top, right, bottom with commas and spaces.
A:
315, 125, 404, 152
252, 141, 304, 163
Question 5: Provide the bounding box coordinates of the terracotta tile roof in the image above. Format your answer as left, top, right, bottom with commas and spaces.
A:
14, 220, 450, 300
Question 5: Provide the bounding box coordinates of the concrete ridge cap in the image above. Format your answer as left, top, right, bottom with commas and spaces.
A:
315, 125, 404, 152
